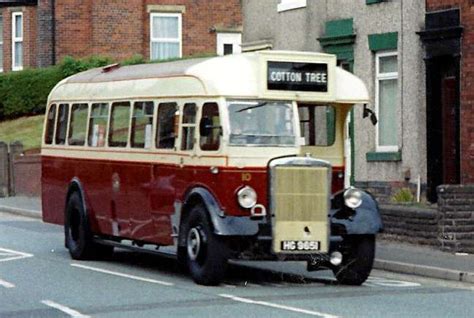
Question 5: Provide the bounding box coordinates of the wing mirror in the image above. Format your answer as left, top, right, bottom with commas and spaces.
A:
363, 104, 378, 126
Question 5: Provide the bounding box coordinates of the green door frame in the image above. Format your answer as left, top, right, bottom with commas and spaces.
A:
318, 18, 356, 185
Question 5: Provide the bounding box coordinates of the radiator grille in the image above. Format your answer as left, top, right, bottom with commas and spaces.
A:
272, 166, 330, 253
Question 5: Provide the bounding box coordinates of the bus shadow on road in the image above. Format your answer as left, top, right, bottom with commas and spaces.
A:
105, 249, 336, 287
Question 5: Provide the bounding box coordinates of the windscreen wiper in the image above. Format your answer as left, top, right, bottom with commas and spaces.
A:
236, 102, 268, 113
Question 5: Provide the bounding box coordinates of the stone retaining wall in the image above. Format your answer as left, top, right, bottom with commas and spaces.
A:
437, 185, 474, 253
379, 205, 439, 246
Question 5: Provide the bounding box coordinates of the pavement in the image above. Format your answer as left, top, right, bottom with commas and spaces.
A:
1, 195, 473, 285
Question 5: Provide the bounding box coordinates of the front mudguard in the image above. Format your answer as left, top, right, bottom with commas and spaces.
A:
330, 191, 383, 235
179, 187, 263, 247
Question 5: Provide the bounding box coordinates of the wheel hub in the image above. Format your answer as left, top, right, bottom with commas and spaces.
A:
187, 227, 202, 261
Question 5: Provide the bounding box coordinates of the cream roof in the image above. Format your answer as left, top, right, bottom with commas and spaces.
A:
48, 51, 369, 104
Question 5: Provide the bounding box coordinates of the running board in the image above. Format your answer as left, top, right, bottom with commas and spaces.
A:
94, 237, 178, 259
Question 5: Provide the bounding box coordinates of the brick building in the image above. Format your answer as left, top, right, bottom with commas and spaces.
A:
419, 0, 474, 199
0, 0, 242, 72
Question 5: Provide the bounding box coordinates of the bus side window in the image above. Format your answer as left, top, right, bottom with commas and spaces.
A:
68, 103, 88, 146
156, 102, 178, 149
298, 105, 336, 146
109, 102, 131, 148
88, 103, 109, 147
200, 103, 220, 151
55, 104, 69, 145
44, 104, 56, 145
131, 101, 154, 149
181, 103, 197, 151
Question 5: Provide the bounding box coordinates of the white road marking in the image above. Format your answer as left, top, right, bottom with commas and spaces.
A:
364, 277, 421, 288
0, 247, 33, 263
71, 263, 174, 286
0, 278, 15, 288
219, 294, 340, 318
41, 300, 90, 318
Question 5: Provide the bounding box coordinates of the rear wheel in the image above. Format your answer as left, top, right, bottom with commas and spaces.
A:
183, 204, 228, 285
332, 235, 375, 285
65, 192, 113, 260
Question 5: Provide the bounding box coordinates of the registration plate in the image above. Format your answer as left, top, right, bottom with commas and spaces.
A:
281, 240, 320, 251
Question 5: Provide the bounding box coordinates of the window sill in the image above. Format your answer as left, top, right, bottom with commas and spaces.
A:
366, 0, 385, 5
277, 0, 307, 12
366, 151, 401, 162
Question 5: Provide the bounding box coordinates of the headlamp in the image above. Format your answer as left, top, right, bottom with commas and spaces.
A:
344, 188, 363, 209
237, 186, 257, 209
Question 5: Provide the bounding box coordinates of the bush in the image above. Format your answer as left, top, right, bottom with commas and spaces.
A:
60, 55, 113, 77
391, 187, 415, 204
0, 66, 64, 119
0, 54, 216, 120
0, 56, 114, 120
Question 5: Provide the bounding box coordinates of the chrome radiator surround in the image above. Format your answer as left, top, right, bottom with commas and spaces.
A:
269, 156, 332, 254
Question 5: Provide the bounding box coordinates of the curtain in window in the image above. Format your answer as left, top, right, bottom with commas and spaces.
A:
151, 15, 180, 60
378, 79, 398, 146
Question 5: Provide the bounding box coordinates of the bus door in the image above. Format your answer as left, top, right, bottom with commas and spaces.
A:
149, 102, 181, 245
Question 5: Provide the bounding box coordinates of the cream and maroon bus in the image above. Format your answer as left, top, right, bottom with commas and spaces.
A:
42, 51, 382, 285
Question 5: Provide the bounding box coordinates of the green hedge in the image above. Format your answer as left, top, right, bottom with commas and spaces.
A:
0, 55, 118, 120
0, 53, 214, 120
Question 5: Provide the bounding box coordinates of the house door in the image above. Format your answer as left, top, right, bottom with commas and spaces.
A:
426, 57, 460, 202
441, 77, 459, 184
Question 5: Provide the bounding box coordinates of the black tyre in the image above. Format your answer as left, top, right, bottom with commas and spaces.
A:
332, 235, 375, 285
65, 192, 113, 260
183, 205, 228, 285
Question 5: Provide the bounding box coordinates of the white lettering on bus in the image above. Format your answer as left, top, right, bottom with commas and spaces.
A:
305, 72, 327, 84
270, 71, 327, 84
270, 71, 303, 83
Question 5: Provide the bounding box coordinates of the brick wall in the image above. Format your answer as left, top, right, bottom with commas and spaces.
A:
37, 0, 54, 67
13, 154, 41, 197
55, 0, 93, 62
143, 0, 242, 59
54, 0, 242, 62
23, 6, 37, 69
1, 6, 38, 71
91, 0, 143, 61
426, 0, 474, 183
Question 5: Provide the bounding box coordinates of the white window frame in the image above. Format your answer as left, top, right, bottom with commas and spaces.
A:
150, 12, 182, 61
12, 12, 23, 71
216, 32, 241, 56
277, 0, 307, 12
375, 51, 399, 152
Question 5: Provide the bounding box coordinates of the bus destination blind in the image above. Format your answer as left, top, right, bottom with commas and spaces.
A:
267, 61, 328, 92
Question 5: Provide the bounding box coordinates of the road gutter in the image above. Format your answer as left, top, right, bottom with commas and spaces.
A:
374, 259, 474, 284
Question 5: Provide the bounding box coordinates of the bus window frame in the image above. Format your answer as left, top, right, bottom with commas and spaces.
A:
156, 100, 179, 151
55, 103, 70, 146
44, 103, 57, 145
88, 102, 110, 148
130, 101, 155, 149
67, 102, 90, 147
198, 102, 222, 152
180, 102, 197, 151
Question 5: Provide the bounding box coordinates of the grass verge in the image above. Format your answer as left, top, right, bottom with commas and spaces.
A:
0, 115, 44, 150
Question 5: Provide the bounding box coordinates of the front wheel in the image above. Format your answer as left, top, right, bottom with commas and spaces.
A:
183, 205, 228, 285
332, 235, 375, 285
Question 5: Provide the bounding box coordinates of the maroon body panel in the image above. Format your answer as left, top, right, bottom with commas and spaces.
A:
42, 155, 268, 246
42, 155, 344, 246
